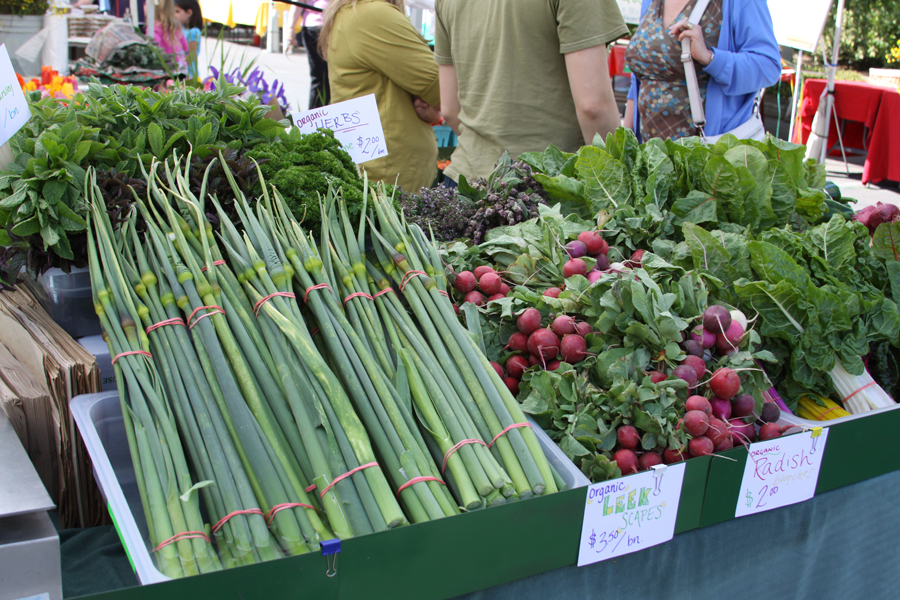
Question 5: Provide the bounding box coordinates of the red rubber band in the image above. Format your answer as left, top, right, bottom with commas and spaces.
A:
845, 382, 876, 402
211, 508, 264, 533
310, 327, 320, 337
153, 530, 211, 552
200, 260, 227, 273
264, 503, 315, 524
818, 406, 844, 420
254, 291, 297, 316
111, 350, 153, 365
304, 283, 332, 304
399, 270, 427, 292
187, 305, 225, 329
441, 439, 488, 474
145, 318, 185, 334
396, 476, 446, 499
320, 462, 379, 498
438, 290, 449, 298
343, 292, 373, 305
488, 423, 533, 448
373, 287, 395, 298
305, 483, 317, 493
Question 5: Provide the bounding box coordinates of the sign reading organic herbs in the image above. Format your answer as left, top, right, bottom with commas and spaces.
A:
0, 44, 32, 148
616, 0, 641, 24
577, 463, 685, 566
735, 428, 829, 518
292, 94, 388, 165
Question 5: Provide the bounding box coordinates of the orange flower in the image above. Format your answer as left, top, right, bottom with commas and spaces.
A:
16, 73, 25, 89
41, 65, 58, 85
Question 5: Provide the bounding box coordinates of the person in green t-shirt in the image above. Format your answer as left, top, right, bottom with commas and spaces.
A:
435, 0, 629, 183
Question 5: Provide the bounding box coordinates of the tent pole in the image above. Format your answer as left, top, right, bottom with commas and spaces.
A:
788, 50, 804, 143
818, 0, 846, 164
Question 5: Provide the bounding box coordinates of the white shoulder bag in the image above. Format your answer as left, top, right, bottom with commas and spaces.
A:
682, 0, 765, 142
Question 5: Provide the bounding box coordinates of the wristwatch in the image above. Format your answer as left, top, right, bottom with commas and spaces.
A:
706, 49, 716, 65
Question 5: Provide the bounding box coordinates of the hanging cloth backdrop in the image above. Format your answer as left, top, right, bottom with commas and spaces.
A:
198, 1, 298, 36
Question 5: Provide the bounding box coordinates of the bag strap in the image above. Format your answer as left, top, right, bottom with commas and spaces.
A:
682, 0, 713, 134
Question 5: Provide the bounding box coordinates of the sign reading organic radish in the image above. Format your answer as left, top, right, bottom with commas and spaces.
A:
0, 44, 32, 148
735, 428, 829, 518
292, 94, 388, 165
577, 463, 685, 567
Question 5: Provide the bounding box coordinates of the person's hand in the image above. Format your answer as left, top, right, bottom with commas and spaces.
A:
669, 19, 714, 66
412, 96, 442, 125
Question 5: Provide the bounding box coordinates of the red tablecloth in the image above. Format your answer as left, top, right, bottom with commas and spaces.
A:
608, 44, 628, 77
796, 79, 900, 184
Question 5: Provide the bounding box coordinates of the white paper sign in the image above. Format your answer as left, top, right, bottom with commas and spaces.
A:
616, 0, 642, 24
735, 428, 829, 518
766, 0, 834, 52
577, 463, 685, 567
0, 44, 32, 148
292, 94, 388, 165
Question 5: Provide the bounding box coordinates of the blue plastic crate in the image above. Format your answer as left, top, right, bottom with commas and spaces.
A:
433, 125, 458, 148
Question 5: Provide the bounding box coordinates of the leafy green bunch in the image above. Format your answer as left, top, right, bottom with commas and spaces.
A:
247, 128, 363, 228
0, 81, 286, 284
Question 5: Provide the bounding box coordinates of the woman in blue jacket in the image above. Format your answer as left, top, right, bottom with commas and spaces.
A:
624, 0, 780, 142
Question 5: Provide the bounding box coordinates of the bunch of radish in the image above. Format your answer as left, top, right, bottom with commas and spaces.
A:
452, 265, 511, 307
496, 307, 594, 396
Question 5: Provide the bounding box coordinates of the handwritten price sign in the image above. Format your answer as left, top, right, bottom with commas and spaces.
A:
735, 428, 829, 518
292, 94, 388, 165
577, 463, 685, 567
0, 44, 32, 148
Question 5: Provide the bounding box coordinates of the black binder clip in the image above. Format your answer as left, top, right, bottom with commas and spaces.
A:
321, 538, 341, 577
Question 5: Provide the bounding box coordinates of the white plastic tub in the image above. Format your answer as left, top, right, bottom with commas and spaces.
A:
71, 391, 589, 585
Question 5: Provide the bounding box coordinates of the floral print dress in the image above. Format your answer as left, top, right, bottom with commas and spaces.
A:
625, 0, 723, 140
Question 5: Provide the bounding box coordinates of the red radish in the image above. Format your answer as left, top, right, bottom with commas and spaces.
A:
689, 436, 714, 456
560, 334, 587, 363
473, 265, 494, 280
546, 360, 561, 371
504, 377, 520, 395
479, 272, 502, 295
758, 422, 784, 441
595, 254, 611, 271
730, 394, 755, 418
613, 449, 640, 474
507, 332, 528, 353
463, 291, 485, 306
709, 367, 741, 399
639, 452, 663, 471
624, 249, 645, 268
664, 447, 688, 463
516, 308, 542, 335
499, 283, 511, 295
505, 355, 529, 379
706, 417, 729, 446
682, 355, 707, 380
578, 231, 607, 255
617, 425, 641, 450
490, 361, 505, 379
671, 365, 698, 387
487, 293, 506, 302
728, 419, 756, 446
563, 258, 588, 278
527, 328, 560, 360
683, 410, 709, 437
453, 271, 476, 294
730, 309, 748, 331
452, 304, 459, 315
566, 240, 588, 259
715, 321, 745, 353
760, 402, 781, 424
544, 287, 562, 298
552, 315, 577, 336
682, 339, 704, 357
713, 435, 734, 452
574, 322, 593, 337
649, 370, 668, 384
587, 270, 604, 284
702, 305, 732, 335
710, 397, 732, 421
686, 395, 712, 415
690, 326, 717, 349
527, 354, 542, 367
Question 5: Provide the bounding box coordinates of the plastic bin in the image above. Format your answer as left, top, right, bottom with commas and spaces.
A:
76, 335, 116, 392
71, 391, 588, 585
35, 266, 101, 339
433, 125, 458, 149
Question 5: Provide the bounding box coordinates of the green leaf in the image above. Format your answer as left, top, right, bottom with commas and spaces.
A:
11, 214, 41, 237
40, 223, 60, 248
42, 179, 67, 205
682, 223, 735, 284
559, 435, 593, 460
873, 221, 900, 263
0, 186, 27, 210
71, 139, 93, 164
575, 146, 632, 210
670, 190, 718, 225
148, 122, 165, 157
633, 408, 663, 435
533, 173, 585, 203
